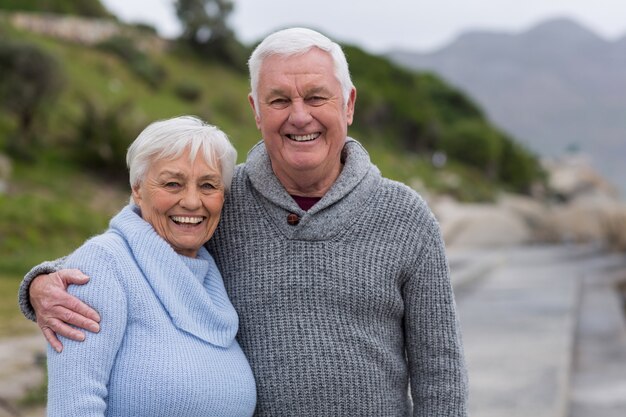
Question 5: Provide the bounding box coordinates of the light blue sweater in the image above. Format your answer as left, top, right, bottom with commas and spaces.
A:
46, 205, 256, 417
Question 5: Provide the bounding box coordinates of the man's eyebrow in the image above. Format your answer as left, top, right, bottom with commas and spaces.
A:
265, 88, 287, 98
306, 86, 329, 95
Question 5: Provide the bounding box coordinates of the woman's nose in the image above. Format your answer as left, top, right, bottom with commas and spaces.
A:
179, 187, 201, 209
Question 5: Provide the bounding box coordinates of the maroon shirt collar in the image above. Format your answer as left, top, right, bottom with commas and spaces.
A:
291, 195, 321, 211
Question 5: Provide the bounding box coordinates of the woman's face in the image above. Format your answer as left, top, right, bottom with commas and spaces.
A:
132, 148, 225, 258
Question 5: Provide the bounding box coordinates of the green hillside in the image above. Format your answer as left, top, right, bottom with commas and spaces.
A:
0, 8, 544, 319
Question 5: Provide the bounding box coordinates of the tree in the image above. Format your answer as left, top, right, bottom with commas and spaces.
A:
174, 0, 245, 68
441, 120, 502, 179
0, 40, 63, 157
498, 135, 543, 194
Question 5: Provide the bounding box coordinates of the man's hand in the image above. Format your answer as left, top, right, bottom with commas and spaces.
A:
30, 269, 101, 353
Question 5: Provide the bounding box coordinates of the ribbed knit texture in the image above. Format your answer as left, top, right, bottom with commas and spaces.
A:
45, 205, 256, 417
207, 139, 469, 416
20, 139, 468, 416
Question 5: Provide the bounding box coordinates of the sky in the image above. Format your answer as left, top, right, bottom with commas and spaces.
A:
100, 0, 626, 53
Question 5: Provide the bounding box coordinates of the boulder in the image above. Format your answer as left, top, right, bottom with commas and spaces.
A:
0, 153, 12, 194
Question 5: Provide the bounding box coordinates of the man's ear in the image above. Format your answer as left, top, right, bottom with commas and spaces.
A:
346, 87, 357, 126
248, 94, 262, 130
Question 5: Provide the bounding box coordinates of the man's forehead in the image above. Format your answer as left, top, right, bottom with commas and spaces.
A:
261, 49, 333, 71
260, 58, 336, 87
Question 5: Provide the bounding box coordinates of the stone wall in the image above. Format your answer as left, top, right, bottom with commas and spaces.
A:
5, 11, 169, 53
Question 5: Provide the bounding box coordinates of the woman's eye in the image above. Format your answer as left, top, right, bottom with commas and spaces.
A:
164, 182, 180, 188
201, 182, 216, 190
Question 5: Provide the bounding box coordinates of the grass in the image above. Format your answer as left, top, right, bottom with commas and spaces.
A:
0, 274, 39, 338
0, 157, 128, 337
0, 161, 123, 412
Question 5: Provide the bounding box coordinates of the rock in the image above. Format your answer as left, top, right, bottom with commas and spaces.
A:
432, 195, 537, 248
0, 153, 12, 194
430, 153, 626, 252
546, 201, 626, 250
544, 154, 621, 203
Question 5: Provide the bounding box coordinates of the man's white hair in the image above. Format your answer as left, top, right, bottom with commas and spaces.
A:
247, 27, 354, 113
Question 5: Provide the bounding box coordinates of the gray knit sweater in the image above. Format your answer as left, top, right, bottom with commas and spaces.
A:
20, 138, 468, 416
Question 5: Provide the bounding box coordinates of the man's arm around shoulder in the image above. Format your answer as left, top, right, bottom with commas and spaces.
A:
18, 258, 100, 352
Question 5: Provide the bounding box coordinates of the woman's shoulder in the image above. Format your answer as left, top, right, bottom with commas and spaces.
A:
65, 230, 131, 279
58, 232, 132, 311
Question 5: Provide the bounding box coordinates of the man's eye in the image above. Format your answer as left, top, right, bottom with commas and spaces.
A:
306, 96, 327, 106
269, 98, 289, 108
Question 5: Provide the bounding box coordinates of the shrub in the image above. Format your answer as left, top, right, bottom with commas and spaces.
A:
498, 135, 544, 193
97, 36, 167, 89
441, 120, 502, 178
174, 81, 203, 102
0, 39, 64, 157
72, 98, 140, 181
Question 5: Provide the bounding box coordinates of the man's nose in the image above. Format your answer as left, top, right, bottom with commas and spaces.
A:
288, 100, 313, 127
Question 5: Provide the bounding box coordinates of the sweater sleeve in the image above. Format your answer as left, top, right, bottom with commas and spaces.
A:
403, 223, 469, 417
46, 244, 128, 417
18, 257, 67, 322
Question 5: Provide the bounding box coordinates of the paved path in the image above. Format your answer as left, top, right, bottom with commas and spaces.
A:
449, 244, 626, 417
569, 268, 626, 416
0, 332, 46, 417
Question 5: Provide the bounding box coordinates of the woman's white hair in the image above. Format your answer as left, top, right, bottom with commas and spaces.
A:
127, 115, 237, 191
248, 27, 354, 114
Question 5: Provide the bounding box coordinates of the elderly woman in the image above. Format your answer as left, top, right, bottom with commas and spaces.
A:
46, 116, 256, 416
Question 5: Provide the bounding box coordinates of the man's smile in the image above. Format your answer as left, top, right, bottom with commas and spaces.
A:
286, 132, 321, 142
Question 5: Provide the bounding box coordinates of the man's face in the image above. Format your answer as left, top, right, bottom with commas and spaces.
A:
249, 48, 356, 192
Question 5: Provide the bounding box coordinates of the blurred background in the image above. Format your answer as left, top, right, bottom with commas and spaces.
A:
0, 1, 625, 416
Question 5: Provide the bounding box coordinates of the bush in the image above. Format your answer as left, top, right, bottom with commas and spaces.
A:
72, 98, 140, 181
174, 81, 203, 102
498, 135, 544, 193
97, 36, 167, 89
0, 39, 64, 157
441, 120, 502, 178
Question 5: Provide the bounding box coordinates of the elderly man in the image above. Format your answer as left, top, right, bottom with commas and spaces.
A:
20, 28, 468, 416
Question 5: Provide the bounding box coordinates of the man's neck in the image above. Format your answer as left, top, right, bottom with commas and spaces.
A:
272, 163, 342, 198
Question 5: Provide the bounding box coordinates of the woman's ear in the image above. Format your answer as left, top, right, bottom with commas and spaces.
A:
131, 185, 141, 205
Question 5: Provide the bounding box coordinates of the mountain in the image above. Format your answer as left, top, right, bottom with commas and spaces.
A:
388, 18, 626, 197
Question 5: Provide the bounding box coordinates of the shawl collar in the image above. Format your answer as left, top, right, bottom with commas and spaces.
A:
109, 205, 238, 347
244, 138, 382, 240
